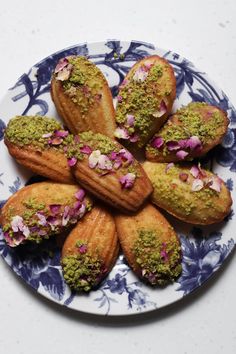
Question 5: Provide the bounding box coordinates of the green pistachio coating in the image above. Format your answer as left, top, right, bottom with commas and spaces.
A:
133, 229, 182, 285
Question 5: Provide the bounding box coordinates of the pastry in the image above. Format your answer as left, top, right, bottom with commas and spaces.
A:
4, 115, 74, 184
51, 56, 116, 138
0, 182, 92, 247
61, 205, 119, 292
115, 204, 182, 286
114, 55, 176, 148
68, 131, 153, 213
146, 102, 229, 162
143, 161, 232, 224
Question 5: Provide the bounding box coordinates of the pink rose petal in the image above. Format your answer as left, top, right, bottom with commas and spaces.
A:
117, 95, 123, 103
119, 173, 136, 189
129, 133, 139, 143
75, 189, 86, 201
119, 149, 134, 165
98, 155, 113, 170
54, 58, 69, 73
187, 136, 202, 150
176, 150, 189, 160
49, 205, 61, 215
150, 136, 164, 149
165, 162, 174, 173
133, 67, 148, 82
74, 200, 81, 210
191, 178, 204, 191
42, 132, 53, 138
36, 212, 47, 226
54, 130, 69, 138
78, 244, 88, 254
109, 151, 117, 160
178, 139, 189, 149
206, 177, 222, 193
67, 157, 77, 167
88, 150, 101, 168
126, 114, 135, 126
153, 100, 167, 118
80, 145, 92, 155
11, 215, 24, 233
190, 166, 200, 178
166, 141, 180, 151
114, 127, 129, 140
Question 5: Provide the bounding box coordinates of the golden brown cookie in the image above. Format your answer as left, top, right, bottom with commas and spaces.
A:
114, 55, 176, 148
146, 102, 229, 162
51, 56, 116, 138
115, 204, 182, 286
61, 205, 119, 292
0, 182, 92, 247
143, 161, 232, 225
69, 131, 153, 213
4, 115, 74, 184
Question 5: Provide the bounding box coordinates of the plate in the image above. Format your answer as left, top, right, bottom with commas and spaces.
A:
0, 40, 235, 316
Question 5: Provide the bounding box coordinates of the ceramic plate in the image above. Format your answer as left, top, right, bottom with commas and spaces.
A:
0, 40, 235, 316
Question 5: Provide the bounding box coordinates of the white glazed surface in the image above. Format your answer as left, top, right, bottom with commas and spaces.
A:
0, 1, 236, 354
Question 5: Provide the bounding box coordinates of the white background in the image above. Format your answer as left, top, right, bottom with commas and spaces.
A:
0, 1, 236, 353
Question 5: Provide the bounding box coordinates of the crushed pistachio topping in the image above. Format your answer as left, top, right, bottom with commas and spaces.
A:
133, 229, 181, 286
54, 56, 104, 117
5, 116, 63, 148
3, 190, 89, 247
61, 251, 104, 292
115, 61, 172, 146
147, 102, 225, 159
150, 163, 222, 217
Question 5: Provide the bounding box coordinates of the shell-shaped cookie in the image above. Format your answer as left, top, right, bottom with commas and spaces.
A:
143, 161, 232, 225
4, 115, 74, 184
114, 55, 176, 148
115, 204, 182, 286
51, 56, 116, 138
0, 182, 92, 247
146, 102, 229, 162
69, 131, 153, 213
61, 205, 119, 292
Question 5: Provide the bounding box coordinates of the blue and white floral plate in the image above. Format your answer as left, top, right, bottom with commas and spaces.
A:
0, 40, 235, 316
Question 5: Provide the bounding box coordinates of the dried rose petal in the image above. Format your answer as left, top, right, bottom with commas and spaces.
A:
74, 201, 81, 210
153, 100, 167, 118
129, 133, 139, 143
187, 136, 202, 150
178, 139, 189, 149
11, 215, 24, 233
54, 130, 69, 138
62, 206, 71, 226
80, 145, 92, 155
67, 157, 77, 167
190, 166, 200, 178
166, 141, 180, 151
206, 177, 222, 193
176, 150, 189, 160
56, 66, 72, 81
54, 58, 69, 73
109, 151, 117, 160
113, 158, 122, 169
117, 95, 123, 102
165, 162, 174, 173
119, 149, 134, 165
75, 189, 85, 201
36, 212, 47, 226
192, 179, 204, 191
98, 155, 113, 170
119, 173, 136, 189
114, 127, 129, 140
49, 205, 61, 215
78, 244, 87, 254
133, 66, 148, 82
126, 114, 135, 126
88, 150, 101, 168
150, 136, 164, 149
42, 132, 53, 138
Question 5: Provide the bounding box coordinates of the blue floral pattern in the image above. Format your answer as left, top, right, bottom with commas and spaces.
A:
0, 40, 235, 315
